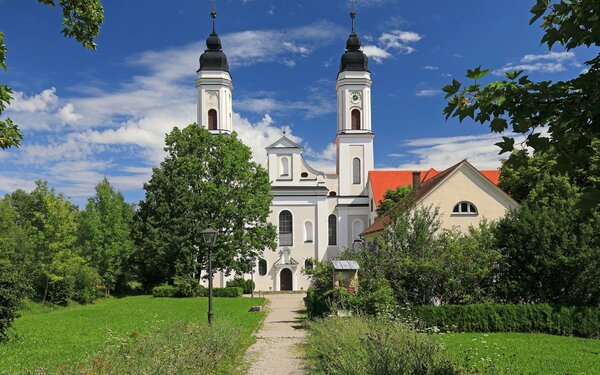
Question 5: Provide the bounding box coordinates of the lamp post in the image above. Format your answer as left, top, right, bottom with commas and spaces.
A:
248, 259, 256, 298
201, 227, 218, 325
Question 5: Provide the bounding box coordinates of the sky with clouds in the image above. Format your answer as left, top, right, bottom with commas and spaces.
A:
0, 0, 596, 205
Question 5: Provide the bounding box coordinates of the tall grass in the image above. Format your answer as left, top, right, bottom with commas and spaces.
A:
305, 316, 458, 375
50, 321, 251, 374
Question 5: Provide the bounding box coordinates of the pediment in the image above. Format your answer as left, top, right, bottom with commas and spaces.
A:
266, 135, 303, 150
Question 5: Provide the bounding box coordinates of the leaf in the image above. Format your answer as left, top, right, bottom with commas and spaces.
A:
466, 66, 491, 81
490, 118, 508, 133
442, 79, 462, 98
504, 70, 523, 81
495, 137, 515, 154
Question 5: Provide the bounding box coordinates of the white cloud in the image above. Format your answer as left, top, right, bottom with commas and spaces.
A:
423, 65, 439, 70
58, 103, 83, 124
415, 89, 442, 97
362, 29, 422, 63
9, 88, 58, 112
495, 51, 578, 75
362, 45, 393, 63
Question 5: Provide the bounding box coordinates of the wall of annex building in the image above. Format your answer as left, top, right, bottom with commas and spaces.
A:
419, 168, 518, 232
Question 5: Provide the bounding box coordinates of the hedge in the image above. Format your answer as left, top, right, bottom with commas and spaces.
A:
152, 285, 243, 298
226, 278, 255, 294
411, 304, 600, 339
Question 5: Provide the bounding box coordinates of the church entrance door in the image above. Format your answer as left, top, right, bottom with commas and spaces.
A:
280, 268, 293, 291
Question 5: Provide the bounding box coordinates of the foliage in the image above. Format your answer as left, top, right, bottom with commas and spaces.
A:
226, 277, 255, 294
352, 207, 502, 305
495, 175, 600, 305
133, 125, 277, 288
412, 303, 600, 339
173, 275, 205, 297
0, 295, 266, 373
213, 287, 243, 298
438, 332, 600, 374
0, 260, 29, 340
61, 321, 253, 375
78, 178, 135, 296
44, 251, 101, 305
0, 1, 104, 149
151, 285, 176, 298
376, 185, 412, 216
305, 316, 458, 375
443, 0, 600, 206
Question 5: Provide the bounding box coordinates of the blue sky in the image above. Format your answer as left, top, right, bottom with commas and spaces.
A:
0, 0, 595, 205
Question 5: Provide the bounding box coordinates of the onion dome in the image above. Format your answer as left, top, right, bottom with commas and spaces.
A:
199, 11, 230, 72
339, 11, 369, 73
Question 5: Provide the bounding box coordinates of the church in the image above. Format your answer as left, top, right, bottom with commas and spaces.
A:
196, 12, 518, 292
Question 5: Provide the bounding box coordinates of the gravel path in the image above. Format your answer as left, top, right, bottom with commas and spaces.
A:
245, 293, 307, 375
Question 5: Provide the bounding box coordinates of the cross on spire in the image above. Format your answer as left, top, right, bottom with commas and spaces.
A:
211, 10, 217, 33
350, 0, 356, 31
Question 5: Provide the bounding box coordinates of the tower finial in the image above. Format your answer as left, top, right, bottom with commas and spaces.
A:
211, 10, 217, 33
350, 0, 356, 31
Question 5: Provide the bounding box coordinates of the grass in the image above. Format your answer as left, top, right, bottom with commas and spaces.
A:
437, 332, 600, 374
0, 295, 266, 374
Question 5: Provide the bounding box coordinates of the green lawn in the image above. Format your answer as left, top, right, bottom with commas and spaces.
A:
437, 332, 600, 374
0, 296, 265, 374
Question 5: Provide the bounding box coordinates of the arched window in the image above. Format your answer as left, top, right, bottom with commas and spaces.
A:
452, 201, 478, 215
352, 158, 361, 185
304, 258, 313, 270
279, 210, 293, 246
304, 221, 313, 243
328, 214, 337, 246
280, 157, 290, 177
208, 109, 218, 130
351, 109, 361, 130
352, 219, 364, 242
258, 259, 267, 276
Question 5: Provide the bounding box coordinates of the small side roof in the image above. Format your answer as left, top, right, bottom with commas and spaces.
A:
332, 260, 360, 270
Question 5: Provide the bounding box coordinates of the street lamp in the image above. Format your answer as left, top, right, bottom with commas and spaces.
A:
201, 227, 218, 325
248, 259, 256, 298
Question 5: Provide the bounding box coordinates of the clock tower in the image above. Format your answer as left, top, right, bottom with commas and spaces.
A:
335, 11, 374, 197
196, 11, 233, 134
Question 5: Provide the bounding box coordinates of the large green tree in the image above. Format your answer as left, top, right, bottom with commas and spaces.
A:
443, 0, 600, 206
133, 125, 277, 287
0, 0, 104, 149
78, 178, 135, 296
376, 185, 412, 216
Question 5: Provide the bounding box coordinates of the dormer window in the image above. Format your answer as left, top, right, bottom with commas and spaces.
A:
452, 201, 478, 215
208, 109, 218, 130
351, 109, 361, 130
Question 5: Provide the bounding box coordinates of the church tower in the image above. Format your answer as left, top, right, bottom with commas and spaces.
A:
335, 11, 374, 196
196, 11, 233, 134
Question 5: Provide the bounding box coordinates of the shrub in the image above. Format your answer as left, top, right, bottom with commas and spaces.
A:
126, 281, 144, 296
305, 316, 458, 374
213, 287, 243, 298
174, 276, 205, 297
226, 277, 254, 294
411, 304, 600, 339
0, 260, 29, 340
152, 285, 176, 298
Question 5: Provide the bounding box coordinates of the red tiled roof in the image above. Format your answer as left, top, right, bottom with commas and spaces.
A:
363, 163, 502, 236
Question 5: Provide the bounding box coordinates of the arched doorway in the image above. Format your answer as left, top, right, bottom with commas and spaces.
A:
280, 268, 293, 291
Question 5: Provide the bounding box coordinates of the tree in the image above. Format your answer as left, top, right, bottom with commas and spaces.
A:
495, 174, 600, 305
443, 0, 600, 206
133, 125, 277, 287
376, 185, 412, 216
0, 0, 104, 149
78, 178, 135, 296
0, 259, 29, 340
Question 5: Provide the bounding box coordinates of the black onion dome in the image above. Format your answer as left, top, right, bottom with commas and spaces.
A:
198, 12, 230, 72
339, 13, 369, 73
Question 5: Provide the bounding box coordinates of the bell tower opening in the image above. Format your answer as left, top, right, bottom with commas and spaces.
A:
208, 109, 218, 130
351, 109, 361, 130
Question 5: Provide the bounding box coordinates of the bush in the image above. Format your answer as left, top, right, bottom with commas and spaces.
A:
226, 277, 254, 294
126, 281, 144, 296
0, 260, 29, 340
213, 287, 243, 298
174, 276, 205, 297
152, 285, 176, 298
46, 274, 73, 306
411, 304, 600, 339
306, 316, 458, 374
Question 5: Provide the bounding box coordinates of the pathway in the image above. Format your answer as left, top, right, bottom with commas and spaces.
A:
245, 293, 307, 375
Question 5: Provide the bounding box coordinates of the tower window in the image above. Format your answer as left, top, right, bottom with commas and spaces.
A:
280, 157, 290, 177
279, 210, 293, 246
351, 109, 361, 130
328, 214, 337, 245
208, 109, 218, 130
353, 158, 361, 185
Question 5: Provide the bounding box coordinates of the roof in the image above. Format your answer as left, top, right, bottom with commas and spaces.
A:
369, 168, 500, 208
363, 161, 503, 236
332, 260, 360, 270
198, 14, 230, 73
266, 135, 303, 150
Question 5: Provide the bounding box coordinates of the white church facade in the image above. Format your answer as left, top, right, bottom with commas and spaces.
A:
196, 12, 518, 292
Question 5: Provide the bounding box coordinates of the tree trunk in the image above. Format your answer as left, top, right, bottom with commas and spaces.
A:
42, 276, 49, 306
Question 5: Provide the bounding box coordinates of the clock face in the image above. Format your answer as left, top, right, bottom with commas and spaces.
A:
350, 91, 362, 104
